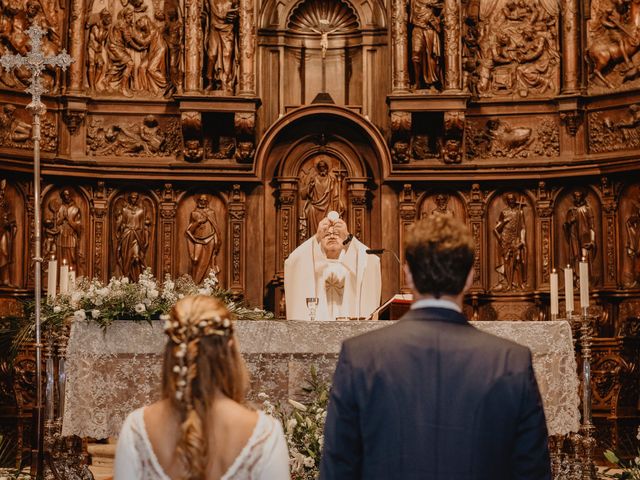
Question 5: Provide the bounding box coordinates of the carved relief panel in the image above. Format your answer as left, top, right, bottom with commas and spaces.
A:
86, 115, 182, 157
0, 104, 57, 152
0, 179, 24, 288
109, 191, 156, 281
487, 191, 535, 292
84, 0, 183, 97
418, 191, 466, 220
0, 0, 65, 91
464, 0, 560, 98
589, 104, 640, 153
554, 187, 603, 287
466, 116, 559, 159
175, 192, 226, 285
587, 0, 640, 92
42, 186, 89, 277
619, 183, 640, 288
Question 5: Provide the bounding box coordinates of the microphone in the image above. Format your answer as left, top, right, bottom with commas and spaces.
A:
366, 248, 401, 266
342, 233, 354, 246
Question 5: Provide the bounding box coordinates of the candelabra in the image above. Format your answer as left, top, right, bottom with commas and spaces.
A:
549, 308, 597, 480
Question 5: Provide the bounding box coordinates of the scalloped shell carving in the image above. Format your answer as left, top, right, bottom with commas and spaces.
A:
287, 0, 360, 32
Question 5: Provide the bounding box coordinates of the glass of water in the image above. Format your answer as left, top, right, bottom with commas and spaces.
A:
306, 297, 319, 321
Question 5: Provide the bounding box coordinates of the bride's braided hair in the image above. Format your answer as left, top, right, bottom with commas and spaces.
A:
162, 295, 249, 480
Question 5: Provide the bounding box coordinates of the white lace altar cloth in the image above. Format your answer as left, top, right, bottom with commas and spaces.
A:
61, 320, 580, 439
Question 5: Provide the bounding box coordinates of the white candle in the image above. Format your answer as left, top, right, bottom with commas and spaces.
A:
550, 269, 559, 316
59, 260, 69, 295
564, 266, 574, 315
68, 267, 76, 292
579, 260, 589, 309
47, 257, 57, 299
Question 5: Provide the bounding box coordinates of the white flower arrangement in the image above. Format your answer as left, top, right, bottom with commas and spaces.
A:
31, 268, 273, 332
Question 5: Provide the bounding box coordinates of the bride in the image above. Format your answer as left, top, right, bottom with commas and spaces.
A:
114, 295, 290, 479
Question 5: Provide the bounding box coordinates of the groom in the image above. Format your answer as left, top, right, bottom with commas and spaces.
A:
320, 215, 551, 479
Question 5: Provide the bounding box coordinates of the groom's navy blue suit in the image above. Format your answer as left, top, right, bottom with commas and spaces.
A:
320, 306, 551, 480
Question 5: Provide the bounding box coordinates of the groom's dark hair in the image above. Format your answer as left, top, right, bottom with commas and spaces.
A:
404, 214, 475, 297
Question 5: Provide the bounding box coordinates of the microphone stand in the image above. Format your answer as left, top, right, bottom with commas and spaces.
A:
365, 249, 403, 320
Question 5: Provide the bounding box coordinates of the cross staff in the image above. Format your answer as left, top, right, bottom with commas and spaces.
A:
0, 24, 73, 479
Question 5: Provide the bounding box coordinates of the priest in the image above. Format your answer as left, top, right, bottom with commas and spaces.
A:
284, 212, 381, 320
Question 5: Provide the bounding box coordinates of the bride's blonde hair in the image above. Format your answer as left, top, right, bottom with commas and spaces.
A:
162, 295, 249, 480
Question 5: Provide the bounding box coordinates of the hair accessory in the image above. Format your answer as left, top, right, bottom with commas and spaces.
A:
162, 312, 232, 403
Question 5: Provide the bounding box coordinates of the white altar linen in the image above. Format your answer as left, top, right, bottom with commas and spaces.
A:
61, 320, 580, 439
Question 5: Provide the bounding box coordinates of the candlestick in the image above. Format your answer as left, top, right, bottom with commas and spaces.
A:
47, 257, 57, 299
564, 265, 574, 315
579, 259, 589, 309
59, 260, 69, 295
550, 269, 559, 318
68, 267, 76, 292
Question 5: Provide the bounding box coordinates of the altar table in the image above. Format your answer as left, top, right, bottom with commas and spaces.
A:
61, 320, 580, 440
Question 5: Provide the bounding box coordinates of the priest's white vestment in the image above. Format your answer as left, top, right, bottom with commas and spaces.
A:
284, 236, 381, 320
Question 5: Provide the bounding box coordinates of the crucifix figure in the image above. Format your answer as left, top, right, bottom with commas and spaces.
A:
309, 19, 343, 92
0, 24, 73, 478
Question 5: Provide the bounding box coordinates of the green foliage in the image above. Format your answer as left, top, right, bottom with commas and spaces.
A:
602, 428, 640, 480
260, 366, 330, 480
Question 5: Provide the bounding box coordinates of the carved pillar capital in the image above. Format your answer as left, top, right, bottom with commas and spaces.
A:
275, 179, 298, 272
443, 111, 465, 164
560, 110, 584, 136
181, 111, 203, 162
390, 111, 412, 164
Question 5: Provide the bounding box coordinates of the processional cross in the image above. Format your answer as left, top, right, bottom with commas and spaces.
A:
0, 24, 73, 478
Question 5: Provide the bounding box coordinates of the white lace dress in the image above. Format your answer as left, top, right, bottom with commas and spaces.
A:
114, 409, 290, 480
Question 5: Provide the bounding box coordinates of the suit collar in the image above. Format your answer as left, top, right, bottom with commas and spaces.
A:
401, 307, 469, 325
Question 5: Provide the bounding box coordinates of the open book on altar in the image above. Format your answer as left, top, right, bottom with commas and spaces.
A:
370, 293, 413, 320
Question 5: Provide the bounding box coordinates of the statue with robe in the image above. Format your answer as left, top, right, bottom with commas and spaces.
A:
115, 192, 152, 281
299, 157, 346, 237
564, 189, 597, 277
0, 179, 16, 286
186, 194, 221, 283
284, 214, 381, 321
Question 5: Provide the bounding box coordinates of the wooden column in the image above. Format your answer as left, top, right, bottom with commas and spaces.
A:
561, 0, 581, 93
276, 179, 297, 275
600, 177, 619, 289
348, 180, 368, 242
536, 181, 554, 288
399, 184, 417, 292
228, 184, 246, 298
443, 0, 461, 91
391, 0, 410, 93
67, 0, 86, 93
90, 181, 109, 281
238, 0, 256, 95
184, 0, 203, 93
467, 183, 485, 291
158, 184, 177, 278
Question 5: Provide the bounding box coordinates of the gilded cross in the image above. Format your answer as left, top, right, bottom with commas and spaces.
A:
0, 25, 73, 113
